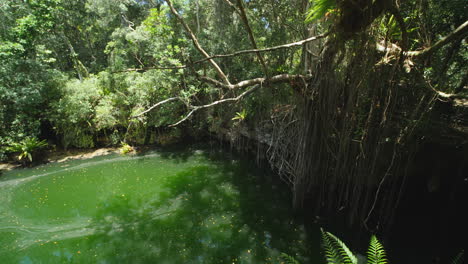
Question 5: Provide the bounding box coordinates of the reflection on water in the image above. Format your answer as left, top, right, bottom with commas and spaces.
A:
0, 147, 314, 263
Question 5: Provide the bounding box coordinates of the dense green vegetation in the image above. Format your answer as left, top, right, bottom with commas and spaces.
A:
0, 0, 308, 153
1, 0, 466, 262
1, 0, 465, 152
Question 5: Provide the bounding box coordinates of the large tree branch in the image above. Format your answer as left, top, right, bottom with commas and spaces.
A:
115, 66, 187, 73
169, 84, 260, 127
120, 34, 327, 73
407, 20, 468, 58
121, 21, 462, 74
131, 97, 182, 118
169, 74, 311, 127
415, 69, 468, 101
200, 73, 312, 90
377, 21, 468, 61
133, 73, 311, 126
164, 0, 231, 85
193, 33, 328, 63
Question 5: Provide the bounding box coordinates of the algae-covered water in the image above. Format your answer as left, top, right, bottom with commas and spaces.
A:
0, 146, 316, 263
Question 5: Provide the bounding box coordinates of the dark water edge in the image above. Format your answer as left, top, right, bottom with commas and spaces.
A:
295, 140, 467, 264
195, 140, 466, 264
221, 134, 466, 263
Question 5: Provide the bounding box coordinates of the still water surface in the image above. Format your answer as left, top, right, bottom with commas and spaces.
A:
0, 146, 315, 263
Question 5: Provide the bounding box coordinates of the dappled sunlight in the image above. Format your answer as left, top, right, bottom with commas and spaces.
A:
1, 148, 312, 263
88, 165, 309, 263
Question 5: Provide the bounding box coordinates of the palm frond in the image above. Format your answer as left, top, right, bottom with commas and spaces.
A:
367, 235, 387, 264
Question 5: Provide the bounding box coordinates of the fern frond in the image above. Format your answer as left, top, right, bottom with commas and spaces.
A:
321, 229, 344, 264
280, 253, 301, 264
321, 228, 357, 264
327, 231, 358, 264
367, 235, 387, 264
451, 250, 464, 264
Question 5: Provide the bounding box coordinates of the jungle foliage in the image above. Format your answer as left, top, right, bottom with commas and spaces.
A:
1, 0, 464, 154
0, 0, 466, 261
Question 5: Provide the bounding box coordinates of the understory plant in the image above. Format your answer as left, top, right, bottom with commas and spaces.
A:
451, 250, 465, 264
232, 109, 248, 122
281, 229, 387, 264
6, 137, 48, 164
119, 141, 135, 155
320, 228, 387, 264
283, 229, 464, 264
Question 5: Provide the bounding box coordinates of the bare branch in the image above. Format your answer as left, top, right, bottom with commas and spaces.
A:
115, 66, 187, 73
200, 73, 312, 90
131, 97, 181, 118
164, 0, 231, 85
134, 73, 310, 125
169, 84, 260, 127
407, 20, 468, 58
376, 20, 468, 67
119, 34, 327, 73
417, 70, 468, 101
193, 33, 328, 63
424, 81, 468, 100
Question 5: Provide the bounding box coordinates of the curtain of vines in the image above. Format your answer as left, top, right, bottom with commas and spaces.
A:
267, 7, 437, 231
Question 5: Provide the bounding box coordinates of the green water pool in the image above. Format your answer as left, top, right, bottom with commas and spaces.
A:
0, 146, 316, 263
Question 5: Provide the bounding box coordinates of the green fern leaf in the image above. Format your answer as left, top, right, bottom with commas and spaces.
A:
321, 228, 357, 264
321, 229, 343, 264
451, 250, 464, 264
367, 235, 387, 264
280, 253, 301, 264
327, 231, 358, 264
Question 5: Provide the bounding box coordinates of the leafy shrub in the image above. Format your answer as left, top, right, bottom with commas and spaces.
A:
6, 137, 48, 164
94, 95, 118, 131
50, 77, 101, 148
119, 142, 134, 155
49, 69, 184, 148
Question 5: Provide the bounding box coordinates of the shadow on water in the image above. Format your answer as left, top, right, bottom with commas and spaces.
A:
86, 148, 313, 263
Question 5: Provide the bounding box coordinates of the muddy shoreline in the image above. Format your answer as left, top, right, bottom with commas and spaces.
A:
0, 147, 122, 172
